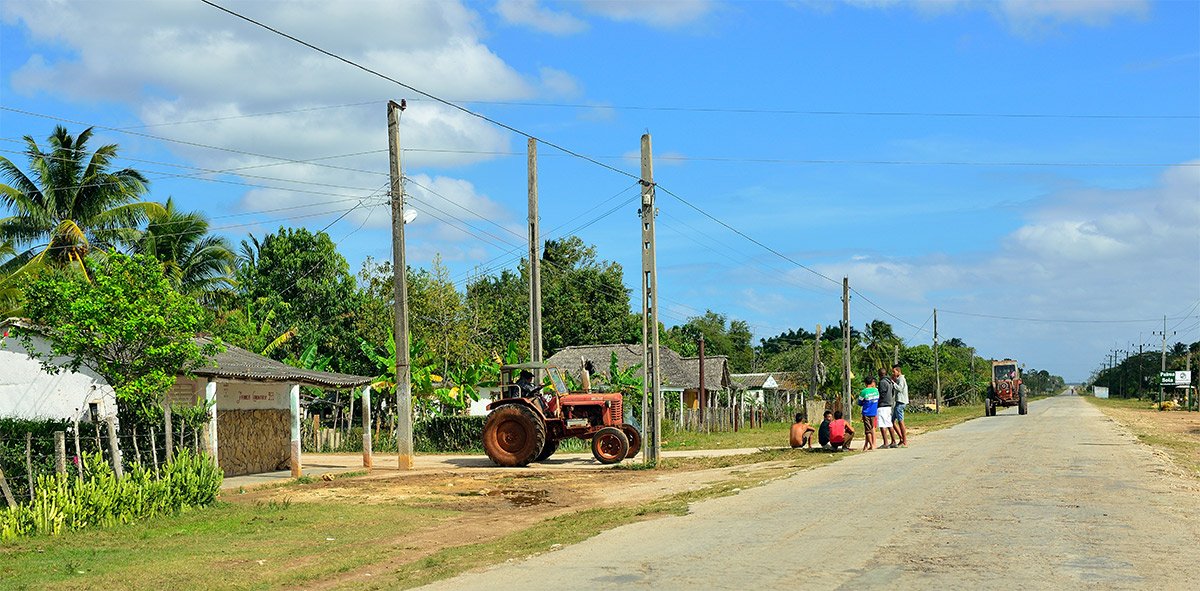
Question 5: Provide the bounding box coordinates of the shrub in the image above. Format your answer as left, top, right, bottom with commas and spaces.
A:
414, 416, 487, 453
0, 449, 222, 542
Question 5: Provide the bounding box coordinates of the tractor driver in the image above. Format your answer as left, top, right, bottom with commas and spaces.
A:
515, 370, 544, 398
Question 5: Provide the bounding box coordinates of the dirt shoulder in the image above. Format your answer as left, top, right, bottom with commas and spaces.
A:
1085, 395, 1200, 479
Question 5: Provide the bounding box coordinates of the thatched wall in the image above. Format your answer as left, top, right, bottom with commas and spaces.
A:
217, 409, 290, 477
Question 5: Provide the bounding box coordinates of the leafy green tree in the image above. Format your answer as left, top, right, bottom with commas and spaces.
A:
663, 310, 755, 372
234, 227, 362, 371
133, 197, 234, 305
540, 237, 640, 355
861, 320, 901, 374
0, 126, 161, 274
465, 267, 528, 357
19, 252, 220, 405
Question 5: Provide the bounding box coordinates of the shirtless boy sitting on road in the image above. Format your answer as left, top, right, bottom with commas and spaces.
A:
790, 413, 815, 449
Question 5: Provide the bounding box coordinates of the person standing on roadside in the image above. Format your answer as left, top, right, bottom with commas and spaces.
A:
857, 377, 879, 451
876, 367, 898, 448
892, 364, 909, 447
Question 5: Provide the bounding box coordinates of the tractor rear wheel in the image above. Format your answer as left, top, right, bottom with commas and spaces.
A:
621, 424, 642, 459
1018, 385, 1028, 415
483, 405, 546, 467
591, 427, 630, 464
535, 438, 559, 462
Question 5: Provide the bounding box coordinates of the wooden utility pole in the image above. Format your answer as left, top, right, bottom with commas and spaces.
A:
388, 99, 414, 469
934, 308, 941, 413
528, 138, 543, 364
640, 133, 663, 465
842, 278, 851, 418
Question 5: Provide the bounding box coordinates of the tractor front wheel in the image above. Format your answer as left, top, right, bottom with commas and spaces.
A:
621, 424, 642, 459
1018, 385, 1028, 415
591, 427, 630, 464
984, 398, 994, 417
483, 405, 546, 467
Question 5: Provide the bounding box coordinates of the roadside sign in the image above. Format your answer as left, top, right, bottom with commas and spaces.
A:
1093, 386, 1109, 399
1160, 371, 1176, 386
1176, 371, 1191, 385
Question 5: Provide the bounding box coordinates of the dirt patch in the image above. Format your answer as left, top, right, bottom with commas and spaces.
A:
220, 458, 808, 591
1088, 400, 1200, 479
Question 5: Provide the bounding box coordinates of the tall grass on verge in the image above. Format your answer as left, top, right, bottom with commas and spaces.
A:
0, 449, 222, 542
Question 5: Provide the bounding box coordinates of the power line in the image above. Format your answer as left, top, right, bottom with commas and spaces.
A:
1, 106, 385, 177
424, 98, 1200, 121
199, 0, 640, 183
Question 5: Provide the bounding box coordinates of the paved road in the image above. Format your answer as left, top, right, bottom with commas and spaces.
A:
419, 394, 1200, 590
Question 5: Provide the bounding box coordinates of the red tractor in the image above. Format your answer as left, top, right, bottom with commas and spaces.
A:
482, 363, 642, 467
985, 359, 1028, 416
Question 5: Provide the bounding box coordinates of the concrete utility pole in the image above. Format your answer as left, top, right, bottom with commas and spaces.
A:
698, 335, 706, 426
387, 100, 414, 470
842, 278, 851, 418
811, 324, 822, 410
527, 138, 543, 365
933, 308, 941, 413
1153, 315, 1174, 409
640, 133, 663, 465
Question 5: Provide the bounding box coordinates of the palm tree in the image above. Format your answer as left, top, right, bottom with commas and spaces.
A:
863, 319, 900, 373
0, 126, 161, 275
133, 197, 235, 304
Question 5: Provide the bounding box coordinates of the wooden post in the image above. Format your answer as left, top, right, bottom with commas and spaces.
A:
204, 380, 219, 464
54, 431, 66, 475
72, 413, 83, 478
290, 384, 302, 477
149, 425, 159, 471
164, 401, 174, 462
24, 432, 34, 501
105, 416, 123, 478
0, 466, 15, 508
131, 425, 141, 466
313, 415, 320, 451
362, 385, 373, 469
811, 324, 822, 417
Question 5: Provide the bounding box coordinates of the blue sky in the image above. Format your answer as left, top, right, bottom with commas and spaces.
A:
2, 0, 1197, 381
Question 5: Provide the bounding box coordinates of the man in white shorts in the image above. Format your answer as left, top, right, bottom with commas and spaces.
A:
875, 368, 898, 448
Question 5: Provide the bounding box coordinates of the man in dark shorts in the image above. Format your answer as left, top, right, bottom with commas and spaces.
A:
818, 410, 833, 449
790, 413, 815, 449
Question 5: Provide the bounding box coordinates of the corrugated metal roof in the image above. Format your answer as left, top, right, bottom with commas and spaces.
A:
192, 338, 373, 388
546, 343, 731, 391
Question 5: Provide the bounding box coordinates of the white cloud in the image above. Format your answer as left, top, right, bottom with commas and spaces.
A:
2, 0, 536, 255
806, 161, 1200, 378
539, 67, 582, 97
580, 0, 718, 28
495, 0, 588, 35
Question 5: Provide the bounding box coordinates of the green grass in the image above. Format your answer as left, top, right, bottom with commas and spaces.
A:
660, 422, 791, 450
0, 498, 456, 591
1085, 396, 1200, 477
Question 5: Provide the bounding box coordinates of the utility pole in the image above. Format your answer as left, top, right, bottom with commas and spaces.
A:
387, 100, 413, 470
527, 138, 543, 365
1153, 315, 1175, 410
842, 278, 851, 419
698, 335, 706, 427
933, 308, 941, 413
893, 343, 899, 367
1138, 343, 1145, 397
639, 133, 662, 465
811, 324, 822, 412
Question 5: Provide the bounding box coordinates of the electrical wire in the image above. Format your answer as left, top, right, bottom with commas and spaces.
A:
939, 309, 1197, 324
199, 0, 640, 183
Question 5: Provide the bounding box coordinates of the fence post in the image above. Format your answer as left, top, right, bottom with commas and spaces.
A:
24, 432, 34, 501
55, 431, 66, 475
362, 385, 373, 469
164, 401, 174, 462
71, 414, 84, 478
106, 416, 124, 478
0, 466, 15, 508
